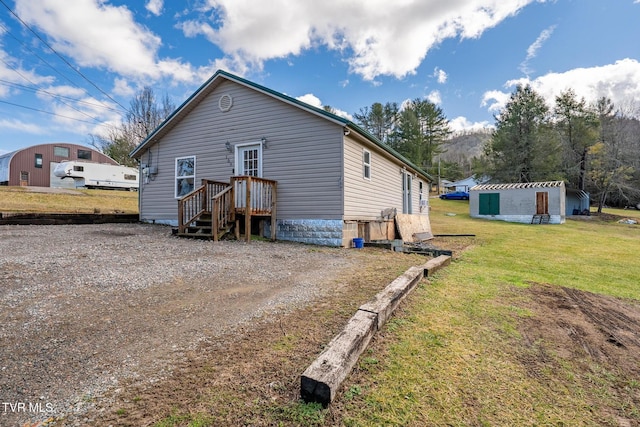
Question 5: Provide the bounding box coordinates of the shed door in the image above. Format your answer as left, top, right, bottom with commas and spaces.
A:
536, 192, 549, 214
479, 193, 500, 215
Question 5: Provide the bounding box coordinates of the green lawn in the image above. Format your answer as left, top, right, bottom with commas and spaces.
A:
337, 198, 640, 426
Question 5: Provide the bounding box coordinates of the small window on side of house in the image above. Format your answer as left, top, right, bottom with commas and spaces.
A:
78, 149, 92, 160
34, 154, 43, 168
363, 149, 371, 180
53, 146, 69, 157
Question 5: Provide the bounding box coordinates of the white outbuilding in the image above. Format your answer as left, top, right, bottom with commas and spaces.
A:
469, 181, 566, 224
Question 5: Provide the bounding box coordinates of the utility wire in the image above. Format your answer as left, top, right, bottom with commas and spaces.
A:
0, 78, 122, 114
0, 0, 129, 113
0, 57, 110, 125
0, 99, 116, 129
0, 21, 119, 115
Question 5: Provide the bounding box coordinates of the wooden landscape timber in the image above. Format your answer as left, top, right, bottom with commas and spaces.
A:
301, 255, 451, 406
0, 212, 139, 225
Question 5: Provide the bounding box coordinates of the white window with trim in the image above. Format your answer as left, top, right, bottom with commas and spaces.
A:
362, 149, 371, 180
175, 156, 196, 198
402, 171, 412, 214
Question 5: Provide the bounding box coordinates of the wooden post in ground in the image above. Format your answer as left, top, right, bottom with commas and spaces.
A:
177, 200, 184, 234
245, 176, 252, 243
270, 181, 277, 241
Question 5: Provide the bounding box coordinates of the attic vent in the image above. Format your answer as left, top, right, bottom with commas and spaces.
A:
218, 94, 233, 112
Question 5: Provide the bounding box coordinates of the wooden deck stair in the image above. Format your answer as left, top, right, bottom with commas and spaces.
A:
177, 213, 233, 240
531, 214, 550, 224
176, 176, 277, 242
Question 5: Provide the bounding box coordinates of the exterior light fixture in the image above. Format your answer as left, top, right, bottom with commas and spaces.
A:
225, 141, 232, 152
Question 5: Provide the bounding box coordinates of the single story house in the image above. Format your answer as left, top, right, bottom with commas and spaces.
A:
130, 70, 433, 247
444, 175, 488, 193
0, 143, 117, 187
469, 181, 566, 224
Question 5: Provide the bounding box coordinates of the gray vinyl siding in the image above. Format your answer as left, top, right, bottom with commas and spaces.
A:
343, 136, 428, 220
138, 80, 343, 222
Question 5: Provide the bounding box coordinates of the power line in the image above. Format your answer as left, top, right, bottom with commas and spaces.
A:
0, 0, 129, 113
0, 57, 110, 125
0, 21, 119, 115
0, 78, 122, 114
0, 99, 117, 129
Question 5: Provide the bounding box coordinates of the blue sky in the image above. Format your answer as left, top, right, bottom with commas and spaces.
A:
1, 0, 639, 156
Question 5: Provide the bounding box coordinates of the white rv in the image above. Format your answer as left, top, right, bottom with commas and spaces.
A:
53, 161, 139, 191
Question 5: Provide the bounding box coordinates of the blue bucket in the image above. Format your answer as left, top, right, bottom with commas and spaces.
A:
353, 237, 364, 249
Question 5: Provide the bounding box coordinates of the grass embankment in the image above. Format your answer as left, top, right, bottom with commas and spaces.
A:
337, 199, 640, 426
0, 186, 138, 214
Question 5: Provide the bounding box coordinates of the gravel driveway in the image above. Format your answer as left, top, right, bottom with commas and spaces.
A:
0, 223, 356, 426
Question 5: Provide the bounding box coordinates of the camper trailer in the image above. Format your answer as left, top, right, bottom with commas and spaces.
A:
53, 161, 139, 191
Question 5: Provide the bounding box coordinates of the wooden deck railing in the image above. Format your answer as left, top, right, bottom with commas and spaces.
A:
178, 179, 229, 234
203, 179, 230, 212
211, 185, 234, 241
231, 176, 277, 241
178, 176, 277, 242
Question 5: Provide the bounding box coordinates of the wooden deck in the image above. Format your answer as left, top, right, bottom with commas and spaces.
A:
177, 176, 277, 242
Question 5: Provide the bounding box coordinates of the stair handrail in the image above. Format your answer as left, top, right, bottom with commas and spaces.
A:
177, 184, 207, 234
178, 179, 230, 234
211, 185, 234, 241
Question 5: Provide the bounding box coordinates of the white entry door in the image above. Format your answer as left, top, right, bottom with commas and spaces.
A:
235, 143, 262, 209
236, 143, 262, 177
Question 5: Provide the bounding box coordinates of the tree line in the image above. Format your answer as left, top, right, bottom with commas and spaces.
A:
97, 84, 639, 210
353, 86, 640, 211
481, 85, 640, 211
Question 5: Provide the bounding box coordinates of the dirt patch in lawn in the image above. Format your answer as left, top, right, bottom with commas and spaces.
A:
515, 283, 640, 424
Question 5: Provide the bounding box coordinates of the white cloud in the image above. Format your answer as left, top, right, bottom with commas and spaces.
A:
519, 25, 556, 75
145, 0, 164, 16
180, 0, 537, 81
434, 67, 448, 84
112, 78, 135, 97
0, 48, 54, 97
295, 93, 353, 120
0, 118, 46, 134
14, 0, 206, 85
481, 89, 512, 113
483, 59, 640, 115
449, 116, 493, 133
427, 90, 442, 105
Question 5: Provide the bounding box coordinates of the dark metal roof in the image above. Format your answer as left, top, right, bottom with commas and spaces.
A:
130, 70, 433, 182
